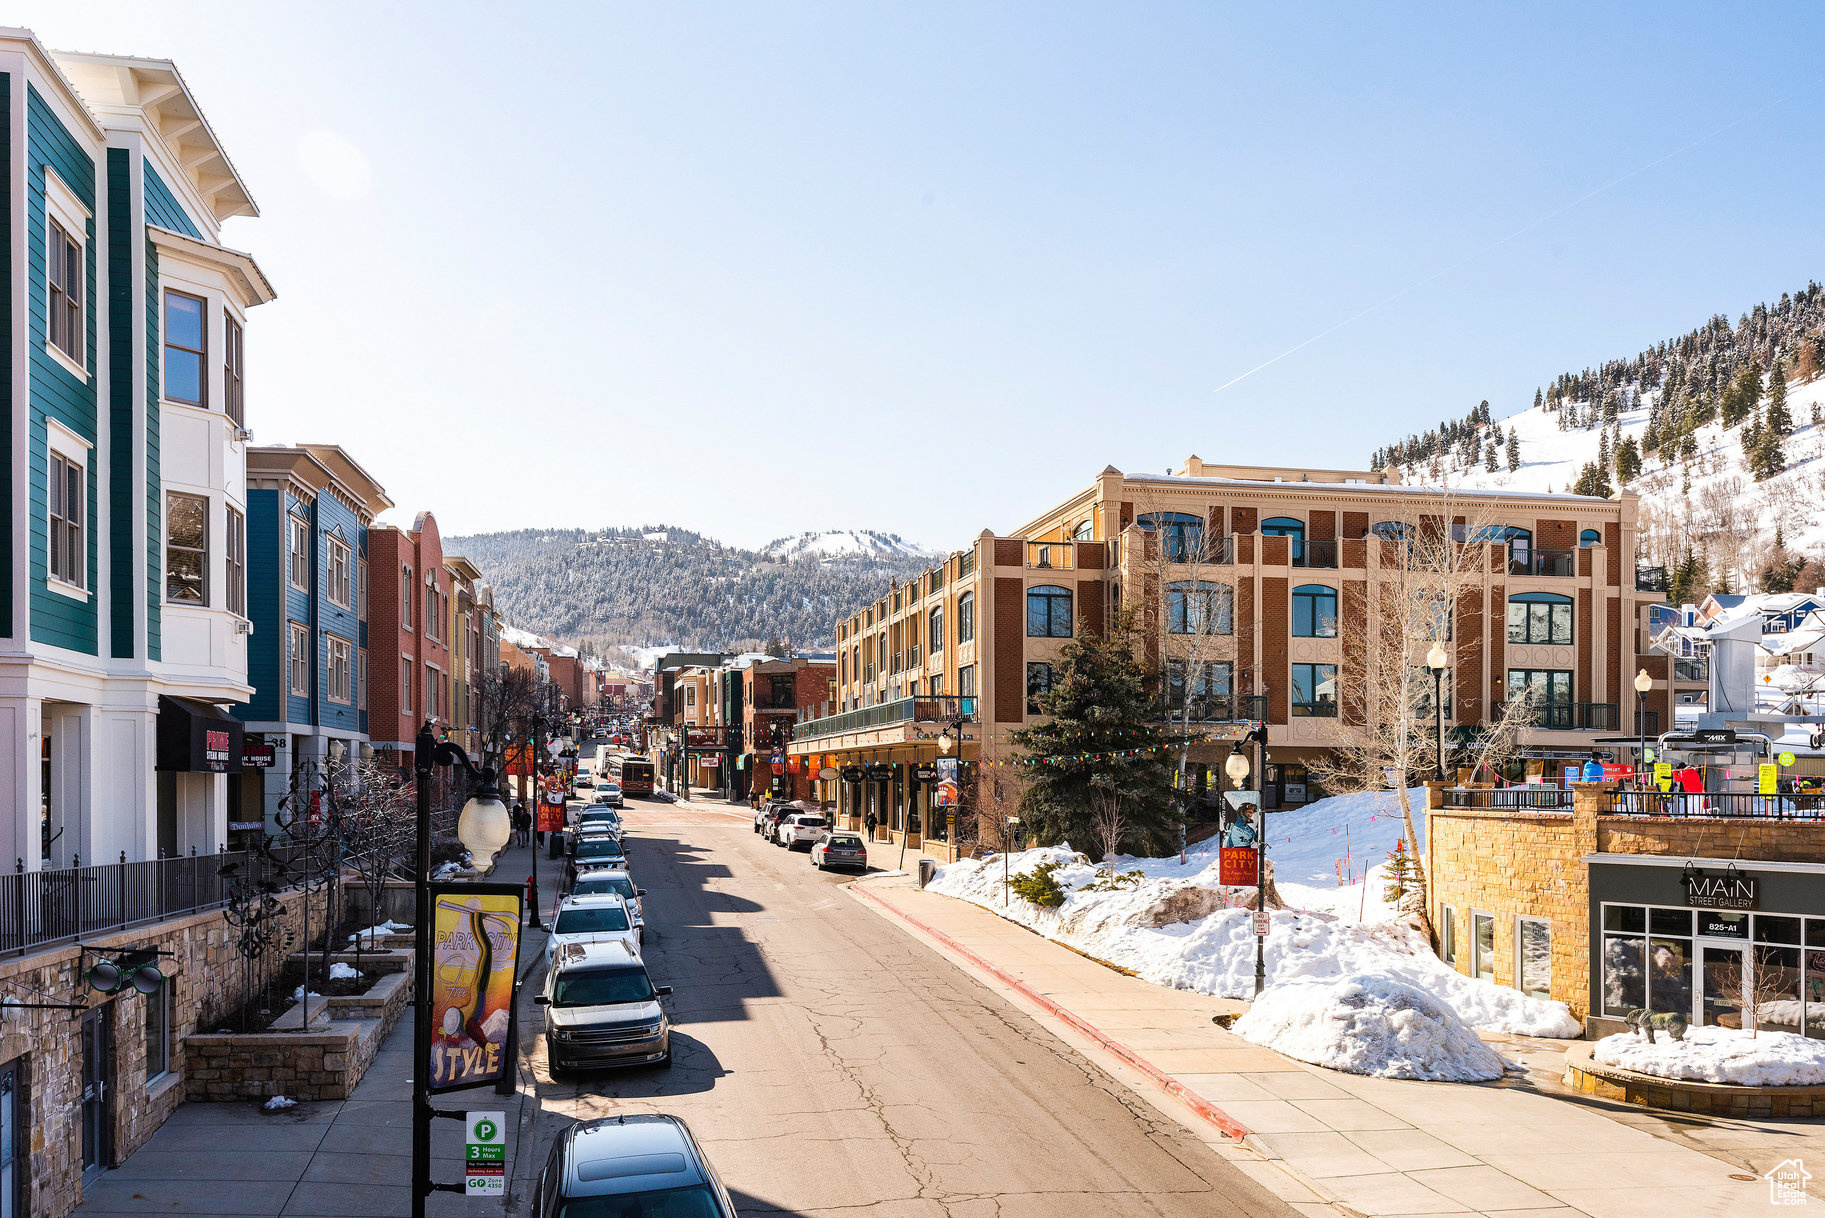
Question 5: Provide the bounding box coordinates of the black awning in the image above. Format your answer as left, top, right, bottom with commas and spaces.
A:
156, 696, 244, 773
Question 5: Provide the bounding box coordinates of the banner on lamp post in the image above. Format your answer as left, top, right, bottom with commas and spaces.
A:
428, 883, 524, 1094
934, 757, 959, 808
1219, 846, 1259, 887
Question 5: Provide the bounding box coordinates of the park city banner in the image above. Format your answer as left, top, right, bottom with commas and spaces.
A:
429, 883, 525, 1093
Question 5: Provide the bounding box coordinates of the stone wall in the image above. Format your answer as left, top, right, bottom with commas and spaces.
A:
184, 970, 408, 1102
0, 883, 328, 1218
1427, 785, 1825, 1025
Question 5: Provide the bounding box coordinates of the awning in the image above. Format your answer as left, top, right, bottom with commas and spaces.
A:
156, 696, 244, 773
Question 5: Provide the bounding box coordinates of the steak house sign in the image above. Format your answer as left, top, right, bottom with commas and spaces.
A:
1683, 869, 1759, 911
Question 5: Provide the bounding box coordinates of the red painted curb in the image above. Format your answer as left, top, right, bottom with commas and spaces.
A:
851, 882, 1251, 1142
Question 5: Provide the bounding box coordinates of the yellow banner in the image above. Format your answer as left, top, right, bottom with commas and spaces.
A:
1759, 763, 1779, 796
430, 890, 522, 1092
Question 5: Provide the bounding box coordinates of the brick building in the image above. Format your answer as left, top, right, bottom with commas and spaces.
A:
732, 655, 838, 803
367, 511, 450, 764
791, 458, 1666, 861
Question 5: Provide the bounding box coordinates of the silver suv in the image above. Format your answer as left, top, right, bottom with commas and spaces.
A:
534, 1114, 735, 1217
537, 941, 672, 1075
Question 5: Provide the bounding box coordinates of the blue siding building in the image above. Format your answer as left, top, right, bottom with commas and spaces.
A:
0, 39, 271, 875
238, 446, 391, 831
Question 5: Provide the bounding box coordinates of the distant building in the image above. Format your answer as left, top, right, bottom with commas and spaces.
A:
367, 512, 451, 765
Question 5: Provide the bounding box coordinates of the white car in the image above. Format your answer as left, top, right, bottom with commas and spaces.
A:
544, 892, 641, 968
595, 781, 624, 808
569, 868, 646, 938
776, 813, 829, 851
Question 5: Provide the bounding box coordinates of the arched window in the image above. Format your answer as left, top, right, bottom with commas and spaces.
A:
1073, 519, 1094, 541
1580, 529, 1602, 548
1261, 516, 1306, 563
1027, 585, 1073, 638
1292, 584, 1338, 637
1371, 521, 1409, 541
1168, 582, 1234, 634
957, 592, 975, 643
1136, 512, 1205, 562
929, 606, 944, 653
1507, 592, 1573, 645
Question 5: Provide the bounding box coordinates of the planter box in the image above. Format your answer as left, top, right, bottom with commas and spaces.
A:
183, 968, 409, 1102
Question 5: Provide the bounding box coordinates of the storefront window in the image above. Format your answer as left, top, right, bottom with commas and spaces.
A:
1650, 937, 1694, 1022
1807, 919, 1825, 1039
1473, 913, 1494, 983
1518, 918, 1551, 999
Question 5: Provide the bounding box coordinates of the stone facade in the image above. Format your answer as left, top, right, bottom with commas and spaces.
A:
184, 968, 408, 1102
0, 884, 327, 1218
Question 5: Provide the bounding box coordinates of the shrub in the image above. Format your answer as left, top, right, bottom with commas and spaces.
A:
1009, 861, 1068, 908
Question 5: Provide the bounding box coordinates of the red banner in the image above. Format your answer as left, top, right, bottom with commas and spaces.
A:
1219, 847, 1259, 887
537, 805, 565, 833
503, 742, 533, 777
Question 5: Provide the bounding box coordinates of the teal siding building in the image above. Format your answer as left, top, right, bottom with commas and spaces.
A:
0, 39, 270, 880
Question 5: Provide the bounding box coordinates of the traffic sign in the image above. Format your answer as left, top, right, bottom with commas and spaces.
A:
1252, 911, 1270, 937
465, 1111, 507, 1196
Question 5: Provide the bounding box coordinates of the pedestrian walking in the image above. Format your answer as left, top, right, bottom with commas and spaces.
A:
511, 802, 530, 848
864, 811, 878, 840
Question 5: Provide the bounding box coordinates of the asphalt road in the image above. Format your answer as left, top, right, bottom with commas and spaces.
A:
528, 796, 1296, 1217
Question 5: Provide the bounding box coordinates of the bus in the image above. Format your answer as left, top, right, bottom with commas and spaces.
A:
620, 759, 655, 798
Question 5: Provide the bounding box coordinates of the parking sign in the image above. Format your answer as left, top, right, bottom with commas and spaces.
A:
465, 1111, 506, 1196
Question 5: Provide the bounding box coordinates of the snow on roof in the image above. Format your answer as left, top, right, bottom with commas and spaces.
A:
1125, 471, 1615, 504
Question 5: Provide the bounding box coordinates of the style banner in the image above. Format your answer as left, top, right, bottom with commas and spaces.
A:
934, 757, 960, 808
429, 883, 524, 1093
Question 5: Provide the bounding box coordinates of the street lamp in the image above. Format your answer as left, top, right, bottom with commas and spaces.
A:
1426, 641, 1449, 783
412, 723, 511, 1218
1634, 668, 1653, 785
1226, 744, 1269, 996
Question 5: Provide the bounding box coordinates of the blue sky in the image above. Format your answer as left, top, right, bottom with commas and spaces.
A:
29, 3, 1825, 549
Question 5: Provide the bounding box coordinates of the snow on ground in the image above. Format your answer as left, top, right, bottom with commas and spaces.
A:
1233, 975, 1512, 1081
348, 919, 411, 944
327, 962, 359, 981
1593, 1026, 1825, 1087
760, 529, 935, 561
928, 802, 1581, 1038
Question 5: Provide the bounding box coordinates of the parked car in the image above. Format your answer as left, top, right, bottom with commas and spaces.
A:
758, 801, 802, 838
811, 831, 868, 872
570, 868, 646, 934
577, 807, 622, 831
776, 813, 829, 850
535, 942, 674, 1076
543, 893, 641, 968
752, 799, 792, 834
567, 835, 628, 886
532, 1114, 733, 1214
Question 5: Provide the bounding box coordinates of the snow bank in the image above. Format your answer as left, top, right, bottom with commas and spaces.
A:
1233, 975, 1511, 1081
327, 962, 359, 981
348, 919, 411, 944
929, 842, 1580, 1038
1593, 1027, 1825, 1087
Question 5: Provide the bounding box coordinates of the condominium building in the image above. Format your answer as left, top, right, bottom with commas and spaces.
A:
367, 511, 451, 764
792, 458, 1667, 859
236, 445, 392, 834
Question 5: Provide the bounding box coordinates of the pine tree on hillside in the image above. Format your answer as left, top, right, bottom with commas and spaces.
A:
1571, 461, 1613, 498
1008, 614, 1180, 855
1615, 435, 1642, 484
1505, 427, 1521, 471
1721, 363, 1762, 427
1597, 428, 1611, 472
1534, 388, 1544, 410
1768, 359, 1792, 434
1484, 438, 1499, 472
1669, 548, 1709, 606
1749, 410, 1786, 482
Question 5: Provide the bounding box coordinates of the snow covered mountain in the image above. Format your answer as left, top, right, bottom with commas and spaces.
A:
760, 529, 935, 562
1376, 285, 1825, 596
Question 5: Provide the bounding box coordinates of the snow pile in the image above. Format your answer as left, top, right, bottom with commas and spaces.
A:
1593, 1027, 1825, 1086
327, 963, 359, 981
929, 837, 1580, 1037
1233, 975, 1511, 1081
348, 920, 411, 944
262, 1095, 298, 1112
290, 986, 322, 1003
761, 529, 934, 561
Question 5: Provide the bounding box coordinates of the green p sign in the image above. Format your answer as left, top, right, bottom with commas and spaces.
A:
466, 1110, 506, 1196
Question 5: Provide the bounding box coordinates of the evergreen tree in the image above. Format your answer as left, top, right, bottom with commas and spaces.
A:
1720, 363, 1762, 427
1570, 461, 1613, 498
1505, 427, 1521, 472
1484, 437, 1499, 472
1768, 358, 1792, 433
1615, 435, 1642, 484
1382, 838, 1420, 905
1007, 613, 1180, 854
1750, 418, 1786, 481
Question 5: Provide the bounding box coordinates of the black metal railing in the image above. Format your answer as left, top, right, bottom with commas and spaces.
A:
1493, 701, 1619, 731
1443, 787, 1575, 810
1163, 693, 1269, 725
1636, 565, 1669, 593
1293, 540, 1339, 569
1510, 548, 1576, 577
0, 845, 308, 961
1633, 709, 1660, 736
1606, 791, 1825, 820
794, 695, 977, 743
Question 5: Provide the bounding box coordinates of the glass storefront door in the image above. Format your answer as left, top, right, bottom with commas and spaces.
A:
1699, 941, 1748, 1029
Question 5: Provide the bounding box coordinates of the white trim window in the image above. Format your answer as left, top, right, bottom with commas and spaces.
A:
289, 622, 310, 697
144, 977, 171, 1084
288, 515, 310, 590
223, 313, 245, 427
165, 492, 209, 604
163, 288, 207, 407
225, 506, 246, 617
357, 558, 368, 621
400, 656, 413, 713
358, 648, 368, 712
46, 447, 85, 592
1440, 905, 1457, 966
401, 565, 413, 627
327, 635, 352, 704
1472, 910, 1496, 985
44, 170, 89, 375
326, 536, 352, 609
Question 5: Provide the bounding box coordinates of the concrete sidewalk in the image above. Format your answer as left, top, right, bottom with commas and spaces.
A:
852, 874, 1795, 1218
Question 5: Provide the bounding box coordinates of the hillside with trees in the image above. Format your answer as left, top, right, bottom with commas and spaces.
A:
448, 525, 935, 653
1372, 282, 1825, 602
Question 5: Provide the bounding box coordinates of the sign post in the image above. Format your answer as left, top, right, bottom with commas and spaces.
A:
464, 1111, 506, 1196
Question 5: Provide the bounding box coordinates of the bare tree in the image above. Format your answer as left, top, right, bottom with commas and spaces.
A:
969, 766, 1024, 856
341, 765, 415, 972
1089, 774, 1127, 876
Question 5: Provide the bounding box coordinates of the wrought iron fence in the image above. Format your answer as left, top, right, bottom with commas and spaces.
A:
1605, 791, 1825, 820
0, 845, 309, 960
1442, 787, 1574, 810
794, 695, 977, 743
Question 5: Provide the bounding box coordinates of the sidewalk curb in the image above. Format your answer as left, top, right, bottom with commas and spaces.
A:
849, 880, 1252, 1143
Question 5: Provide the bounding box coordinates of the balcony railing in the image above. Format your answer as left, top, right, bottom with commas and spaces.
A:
0, 845, 306, 960
1163, 693, 1268, 725
1492, 701, 1619, 731
1443, 787, 1574, 810
1028, 542, 1075, 571
1633, 709, 1660, 736
1510, 548, 1576, 577
1636, 565, 1669, 593
793, 695, 977, 743
1292, 539, 1339, 569
1606, 791, 1825, 820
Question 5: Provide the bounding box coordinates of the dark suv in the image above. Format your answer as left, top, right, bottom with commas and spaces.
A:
537, 941, 672, 1075
534, 1114, 736, 1217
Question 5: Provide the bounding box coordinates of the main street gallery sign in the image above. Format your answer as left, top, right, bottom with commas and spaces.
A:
1683, 868, 1759, 911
